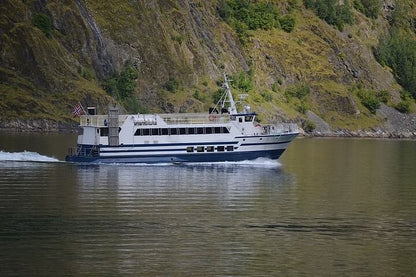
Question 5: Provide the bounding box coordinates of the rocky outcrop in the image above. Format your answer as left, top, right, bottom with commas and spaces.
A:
0, 0, 414, 135
0, 119, 77, 133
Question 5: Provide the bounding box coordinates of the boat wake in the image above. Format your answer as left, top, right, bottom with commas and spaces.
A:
0, 151, 60, 163
185, 158, 282, 169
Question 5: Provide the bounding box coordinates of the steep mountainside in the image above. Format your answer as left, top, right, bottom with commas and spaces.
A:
0, 0, 415, 135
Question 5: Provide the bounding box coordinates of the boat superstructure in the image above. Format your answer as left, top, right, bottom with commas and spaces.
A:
66, 74, 299, 163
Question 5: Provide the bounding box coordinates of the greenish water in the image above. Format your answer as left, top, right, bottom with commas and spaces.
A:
0, 134, 415, 276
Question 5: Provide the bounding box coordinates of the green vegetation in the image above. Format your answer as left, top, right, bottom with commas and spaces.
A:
284, 83, 310, 100
377, 29, 416, 98
104, 65, 139, 112
218, 0, 296, 44
165, 77, 179, 93
303, 0, 354, 30
376, 4, 416, 100
279, 14, 296, 33
357, 90, 380, 114
231, 71, 253, 92
354, 88, 390, 114
32, 13, 52, 38
353, 0, 381, 19
395, 91, 413, 114
303, 120, 316, 132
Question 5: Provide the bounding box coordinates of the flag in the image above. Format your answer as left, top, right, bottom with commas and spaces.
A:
72, 102, 84, 117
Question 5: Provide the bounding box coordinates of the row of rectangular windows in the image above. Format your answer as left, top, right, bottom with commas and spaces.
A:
133, 126, 230, 136
186, 145, 234, 152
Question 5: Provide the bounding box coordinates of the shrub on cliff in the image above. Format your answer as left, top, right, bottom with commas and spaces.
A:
304, 0, 354, 30
32, 13, 52, 38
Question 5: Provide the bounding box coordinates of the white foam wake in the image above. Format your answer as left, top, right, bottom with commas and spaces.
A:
186, 158, 282, 168
0, 151, 59, 162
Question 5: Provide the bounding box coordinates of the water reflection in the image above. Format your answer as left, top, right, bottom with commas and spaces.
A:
1, 138, 416, 275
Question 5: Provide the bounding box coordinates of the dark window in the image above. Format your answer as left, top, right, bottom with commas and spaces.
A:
101, 128, 109, 137
134, 129, 141, 136
197, 127, 204, 134
170, 128, 177, 135
179, 128, 186, 135
205, 127, 213, 134
161, 128, 169, 135
217, 146, 224, 152
186, 147, 194, 152
230, 116, 236, 121
197, 146, 204, 152
151, 129, 159, 136
142, 129, 150, 136
214, 127, 221, 134
222, 127, 229, 134
188, 128, 195, 134
226, 146, 234, 151
239, 117, 243, 123
245, 116, 253, 122
206, 146, 214, 152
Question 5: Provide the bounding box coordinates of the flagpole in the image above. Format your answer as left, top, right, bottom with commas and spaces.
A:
78, 102, 87, 116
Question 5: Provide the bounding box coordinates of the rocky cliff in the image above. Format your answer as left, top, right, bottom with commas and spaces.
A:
0, 0, 415, 136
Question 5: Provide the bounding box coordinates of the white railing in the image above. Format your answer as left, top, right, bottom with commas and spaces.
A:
79, 115, 128, 127
159, 113, 230, 125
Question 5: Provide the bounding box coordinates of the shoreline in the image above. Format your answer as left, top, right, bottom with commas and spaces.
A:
1, 119, 415, 139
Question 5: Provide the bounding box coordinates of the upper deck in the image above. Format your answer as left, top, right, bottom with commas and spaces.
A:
79, 113, 232, 127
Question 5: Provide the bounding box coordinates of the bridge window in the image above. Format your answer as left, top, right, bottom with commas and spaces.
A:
100, 127, 109, 137
245, 116, 253, 122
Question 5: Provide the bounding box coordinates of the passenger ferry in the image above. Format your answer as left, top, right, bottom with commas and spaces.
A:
66, 74, 299, 163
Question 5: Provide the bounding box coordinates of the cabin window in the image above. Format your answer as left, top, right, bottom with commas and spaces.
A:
151, 129, 159, 136
245, 116, 253, 122
100, 127, 109, 137
197, 146, 204, 152
197, 127, 204, 134
134, 129, 141, 136
206, 146, 214, 152
188, 128, 195, 134
186, 147, 194, 152
222, 127, 230, 133
170, 128, 177, 135
239, 117, 243, 123
226, 146, 234, 151
161, 128, 169, 135
205, 127, 213, 134
142, 129, 150, 136
217, 146, 224, 152
214, 127, 221, 134
179, 128, 186, 135
230, 116, 236, 121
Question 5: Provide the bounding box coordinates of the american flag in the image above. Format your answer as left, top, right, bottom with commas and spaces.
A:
72, 102, 84, 117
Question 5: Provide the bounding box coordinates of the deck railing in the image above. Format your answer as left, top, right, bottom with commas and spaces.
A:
159, 113, 230, 125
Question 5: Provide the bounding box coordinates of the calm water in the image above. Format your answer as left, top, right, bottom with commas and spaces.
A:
0, 133, 416, 276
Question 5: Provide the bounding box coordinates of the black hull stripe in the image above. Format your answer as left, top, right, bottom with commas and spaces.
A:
99, 141, 238, 148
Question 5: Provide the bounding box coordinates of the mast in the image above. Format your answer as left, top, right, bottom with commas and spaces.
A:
223, 73, 238, 114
